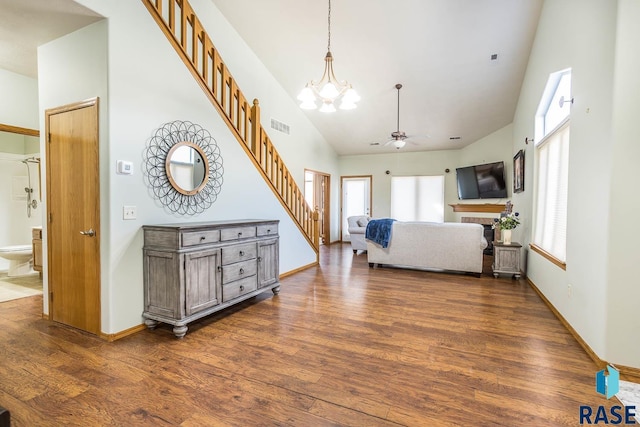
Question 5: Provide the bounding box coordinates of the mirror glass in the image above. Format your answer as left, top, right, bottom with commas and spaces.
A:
167, 143, 208, 195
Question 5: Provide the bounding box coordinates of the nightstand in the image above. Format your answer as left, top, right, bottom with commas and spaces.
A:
492, 242, 522, 279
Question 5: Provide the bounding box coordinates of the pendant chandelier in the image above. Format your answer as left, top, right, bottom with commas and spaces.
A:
297, 0, 360, 112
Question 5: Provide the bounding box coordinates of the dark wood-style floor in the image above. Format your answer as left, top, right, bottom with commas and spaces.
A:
0, 244, 618, 426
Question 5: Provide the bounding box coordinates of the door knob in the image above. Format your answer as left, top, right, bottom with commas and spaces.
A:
80, 228, 96, 237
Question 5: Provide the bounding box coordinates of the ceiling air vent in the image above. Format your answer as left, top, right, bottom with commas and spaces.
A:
270, 118, 290, 135
449, 136, 461, 140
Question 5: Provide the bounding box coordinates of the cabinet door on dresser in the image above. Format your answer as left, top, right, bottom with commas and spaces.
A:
257, 238, 279, 288
144, 250, 181, 319
184, 248, 222, 316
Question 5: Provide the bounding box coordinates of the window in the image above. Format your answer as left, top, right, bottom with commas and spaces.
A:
532, 69, 571, 266
390, 175, 444, 222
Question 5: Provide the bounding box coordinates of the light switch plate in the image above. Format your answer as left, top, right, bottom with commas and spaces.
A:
123, 205, 137, 220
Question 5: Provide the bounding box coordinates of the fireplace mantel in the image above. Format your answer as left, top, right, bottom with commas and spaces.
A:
449, 203, 506, 213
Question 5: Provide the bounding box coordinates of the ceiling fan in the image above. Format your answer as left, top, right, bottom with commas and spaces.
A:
371, 83, 424, 149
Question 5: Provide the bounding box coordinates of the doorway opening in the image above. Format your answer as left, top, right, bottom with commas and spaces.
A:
340, 176, 372, 241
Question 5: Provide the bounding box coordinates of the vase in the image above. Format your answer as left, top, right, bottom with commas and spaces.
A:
502, 229, 512, 245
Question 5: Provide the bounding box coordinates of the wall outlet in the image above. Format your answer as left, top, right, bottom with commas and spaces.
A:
123, 205, 137, 220
567, 284, 572, 298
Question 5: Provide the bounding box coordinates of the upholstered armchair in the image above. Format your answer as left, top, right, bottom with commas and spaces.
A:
347, 215, 370, 253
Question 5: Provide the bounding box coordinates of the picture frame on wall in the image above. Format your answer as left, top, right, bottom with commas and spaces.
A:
514, 149, 525, 193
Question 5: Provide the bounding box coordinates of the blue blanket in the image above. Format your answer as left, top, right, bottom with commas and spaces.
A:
365, 218, 396, 248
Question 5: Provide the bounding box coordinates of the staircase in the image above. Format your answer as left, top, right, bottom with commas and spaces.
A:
141, 0, 320, 254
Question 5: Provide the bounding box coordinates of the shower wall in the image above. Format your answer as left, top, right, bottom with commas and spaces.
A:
0, 132, 42, 271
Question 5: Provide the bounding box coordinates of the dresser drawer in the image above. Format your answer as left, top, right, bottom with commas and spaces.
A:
220, 226, 256, 241
222, 243, 256, 265
257, 224, 278, 237
222, 276, 257, 302
182, 230, 220, 247
222, 259, 257, 284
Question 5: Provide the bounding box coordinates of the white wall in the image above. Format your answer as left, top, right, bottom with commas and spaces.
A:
512, 0, 640, 368
0, 69, 39, 129
41, 0, 339, 334
606, 0, 640, 368
339, 123, 513, 224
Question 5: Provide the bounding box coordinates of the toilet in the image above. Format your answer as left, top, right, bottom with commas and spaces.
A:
0, 245, 33, 277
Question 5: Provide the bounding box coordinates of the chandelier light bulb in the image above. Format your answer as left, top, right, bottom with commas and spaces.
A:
342, 87, 361, 103
297, 86, 315, 102
319, 81, 339, 99
319, 100, 337, 113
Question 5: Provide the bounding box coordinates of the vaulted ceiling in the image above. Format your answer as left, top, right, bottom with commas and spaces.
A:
210, 0, 543, 155
0, 0, 543, 155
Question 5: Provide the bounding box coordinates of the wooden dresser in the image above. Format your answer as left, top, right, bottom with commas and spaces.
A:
142, 219, 279, 338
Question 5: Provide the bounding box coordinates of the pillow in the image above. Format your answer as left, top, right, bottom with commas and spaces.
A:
357, 218, 369, 227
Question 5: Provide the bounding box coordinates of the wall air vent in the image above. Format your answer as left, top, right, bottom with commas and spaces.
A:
270, 118, 290, 135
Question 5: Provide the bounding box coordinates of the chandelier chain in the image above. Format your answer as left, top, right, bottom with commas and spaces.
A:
327, 0, 331, 52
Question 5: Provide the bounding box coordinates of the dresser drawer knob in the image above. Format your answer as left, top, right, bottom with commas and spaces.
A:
200, 236, 206, 241
239, 250, 245, 256
267, 229, 271, 233
238, 232, 242, 237
239, 268, 244, 275
240, 285, 245, 291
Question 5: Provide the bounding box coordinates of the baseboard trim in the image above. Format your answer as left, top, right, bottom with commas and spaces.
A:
100, 324, 147, 342
280, 261, 318, 279
526, 277, 640, 380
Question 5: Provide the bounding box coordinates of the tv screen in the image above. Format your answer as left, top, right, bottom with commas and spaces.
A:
456, 161, 507, 199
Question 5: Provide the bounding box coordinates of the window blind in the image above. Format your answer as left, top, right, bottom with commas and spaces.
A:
533, 119, 570, 262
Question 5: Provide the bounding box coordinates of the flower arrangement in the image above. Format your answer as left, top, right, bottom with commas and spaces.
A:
492, 212, 520, 230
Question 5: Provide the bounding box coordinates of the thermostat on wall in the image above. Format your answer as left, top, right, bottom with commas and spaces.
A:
117, 160, 134, 175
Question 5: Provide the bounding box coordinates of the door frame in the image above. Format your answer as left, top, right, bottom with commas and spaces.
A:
45, 97, 101, 335
340, 175, 373, 241
304, 169, 330, 245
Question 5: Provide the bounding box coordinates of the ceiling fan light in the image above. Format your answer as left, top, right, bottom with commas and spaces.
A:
393, 139, 406, 149
339, 100, 357, 110
319, 82, 339, 99
319, 101, 336, 113
342, 87, 361, 103
297, 86, 315, 102
300, 99, 318, 110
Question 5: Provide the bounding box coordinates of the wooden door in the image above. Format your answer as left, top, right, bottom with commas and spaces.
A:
306, 169, 330, 245
46, 98, 101, 335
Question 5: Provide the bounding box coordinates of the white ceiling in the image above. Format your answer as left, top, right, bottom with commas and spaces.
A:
0, 0, 102, 78
0, 0, 543, 156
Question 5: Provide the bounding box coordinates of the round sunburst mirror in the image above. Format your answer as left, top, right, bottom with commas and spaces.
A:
144, 121, 223, 215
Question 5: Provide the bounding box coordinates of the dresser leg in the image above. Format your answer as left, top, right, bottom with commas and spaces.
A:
173, 325, 188, 338
493, 272, 499, 278
144, 319, 159, 330
272, 286, 280, 295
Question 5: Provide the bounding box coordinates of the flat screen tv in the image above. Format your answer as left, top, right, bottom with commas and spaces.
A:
456, 161, 508, 200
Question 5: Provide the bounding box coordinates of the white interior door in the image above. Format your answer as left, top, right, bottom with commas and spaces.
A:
341, 176, 371, 241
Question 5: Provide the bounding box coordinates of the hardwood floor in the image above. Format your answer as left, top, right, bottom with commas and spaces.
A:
0, 244, 619, 426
